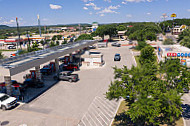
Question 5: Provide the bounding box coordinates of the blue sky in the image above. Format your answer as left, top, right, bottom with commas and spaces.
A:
0, 0, 190, 26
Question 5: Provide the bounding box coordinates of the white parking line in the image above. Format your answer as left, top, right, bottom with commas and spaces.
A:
91, 103, 109, 125
96, 96, 117, 112
95, 97, 115, 116
91, 102, 110, 124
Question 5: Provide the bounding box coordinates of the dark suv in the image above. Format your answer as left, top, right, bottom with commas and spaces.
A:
114, 54, 121, 61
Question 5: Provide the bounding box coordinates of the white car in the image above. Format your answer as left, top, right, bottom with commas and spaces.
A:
0, 93, 17, 110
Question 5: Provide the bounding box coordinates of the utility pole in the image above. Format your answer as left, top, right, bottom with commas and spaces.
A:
79, 23, 81, 36
16, 17, 22, 49
26, 30, 31, 52
162, 13, 168, 33
37, 14, 42, 37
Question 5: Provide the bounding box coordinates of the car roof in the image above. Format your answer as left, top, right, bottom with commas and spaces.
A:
0, 93, 6, 97
60, 71, 72, 74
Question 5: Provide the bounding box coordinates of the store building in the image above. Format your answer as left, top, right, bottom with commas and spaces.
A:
81, 51, 104, 67
173, 25, 187, 35
157, 45, 190, 67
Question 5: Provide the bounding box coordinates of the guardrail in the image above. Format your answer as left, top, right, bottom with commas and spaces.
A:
0, 40, 96, 65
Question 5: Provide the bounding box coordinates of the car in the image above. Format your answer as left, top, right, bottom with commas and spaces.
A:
183, 88, 189, 93
53, 71, 79, 82
114, 54, 121, 61
89, 45, 96, 49
8, 45, 16, 49
63, 63, 79, 71
158, 36, 163, 41
111, 42, 121, 47
0, 93, 17, 110
23, 79, 44, 88
128, 40, 133, 45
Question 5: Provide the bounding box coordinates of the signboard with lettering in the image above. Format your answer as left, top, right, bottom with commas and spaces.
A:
167, 53, 190, 57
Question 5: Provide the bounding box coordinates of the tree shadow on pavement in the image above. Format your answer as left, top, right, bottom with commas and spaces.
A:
182, 104, 190, 120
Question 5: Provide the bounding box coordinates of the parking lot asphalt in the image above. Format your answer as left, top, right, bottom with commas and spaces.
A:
0, 46, 135, 126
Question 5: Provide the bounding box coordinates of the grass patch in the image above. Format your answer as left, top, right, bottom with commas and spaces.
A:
112, 100, 129, 126
0, 49, 17, 51
135, 56, 141, 68
112, 100, 184, 126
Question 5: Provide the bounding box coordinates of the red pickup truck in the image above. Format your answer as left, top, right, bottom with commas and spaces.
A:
63, 64, 79, 71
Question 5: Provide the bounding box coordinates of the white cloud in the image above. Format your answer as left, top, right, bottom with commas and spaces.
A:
98, 8, 118, 14
49, 4, 62, 10
85, 2, 95, 6
0, 19, 15, 25
83, 7, 88, 10
108, 5, 120, 10
97, 5, 120, 14
126, 14, 132, 18
104, 0, 111, 2
124, 0, 153, 3
85, 2, 101, 10
100, 14, 105, 17
147, 12, 151, 15
82, 0, 94, 2
93, 6, 101, 10
122, 1, 127, 4
89, 12, 93, 15
0, 17, 2, 21
187, 9, 190, 12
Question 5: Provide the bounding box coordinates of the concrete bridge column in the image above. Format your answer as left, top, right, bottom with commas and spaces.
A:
35, 66, 41, 81
55, 58, 59, 73
4, 76, 12, 95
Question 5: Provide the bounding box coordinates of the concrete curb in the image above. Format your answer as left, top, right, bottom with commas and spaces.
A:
182, 117, 186, 126
130, 50, 137, 67
109, 98, 124, 126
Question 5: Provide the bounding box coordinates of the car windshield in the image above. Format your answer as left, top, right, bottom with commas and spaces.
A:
115, 54, 120, 56
0, 95, 9, 102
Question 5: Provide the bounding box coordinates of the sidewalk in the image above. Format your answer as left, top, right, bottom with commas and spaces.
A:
19, 76, 57, 103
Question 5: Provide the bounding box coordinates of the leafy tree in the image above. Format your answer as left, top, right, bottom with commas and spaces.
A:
180, 36, 190, 48
145, 32, 157, 41
75, 34, 93, 41
0, 51, 4, 59
31, 42, 41, 51
105, 24, 117, 40
135, 41, 147, 50
52, 35, 57, 41
116, 25, 126, 31
95, 25, 107, 39
91, 32, 97, 37
50, 41, 56, 47
139, 46, 156, 65
106, 54, 186, 125
163, 38, 174, 45
57, 35, 62, 40
178, 29, 190, 43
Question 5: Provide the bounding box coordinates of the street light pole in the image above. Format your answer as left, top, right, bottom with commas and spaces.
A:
26, 30, 31, 52
16, 17, 21, 49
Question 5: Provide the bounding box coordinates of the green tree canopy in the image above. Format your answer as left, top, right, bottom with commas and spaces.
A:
163, 38, 174, 45
106, 52, 187, 125
75, 34, 93, 42
116, 25, 126, 31
139, 46, 156, 65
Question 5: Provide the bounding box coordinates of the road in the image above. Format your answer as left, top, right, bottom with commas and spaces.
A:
0, 46, 135, 126
182, 93, 190, 126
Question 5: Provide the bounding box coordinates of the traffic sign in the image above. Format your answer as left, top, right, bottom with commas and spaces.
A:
171, 13, 177, 18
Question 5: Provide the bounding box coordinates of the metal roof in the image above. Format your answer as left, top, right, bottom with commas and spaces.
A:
0, 40, 97, 76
